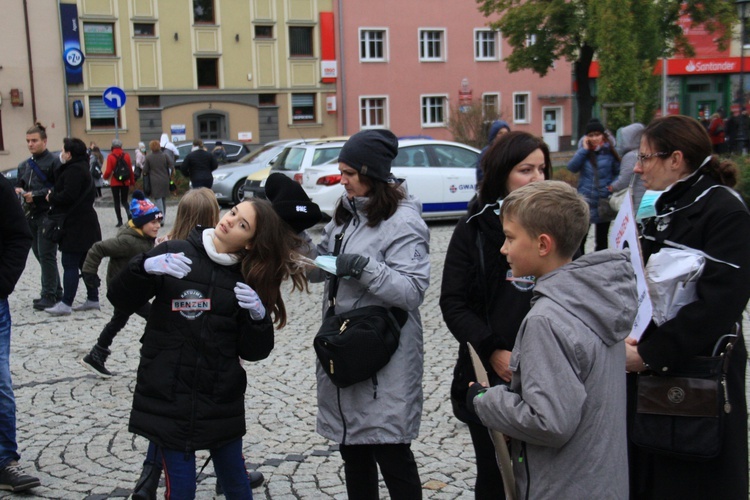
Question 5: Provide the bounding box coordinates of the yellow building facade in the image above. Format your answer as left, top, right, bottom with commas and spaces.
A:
66, 0, 337, 151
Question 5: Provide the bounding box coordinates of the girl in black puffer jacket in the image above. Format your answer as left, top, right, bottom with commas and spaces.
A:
108, 199, 305, 498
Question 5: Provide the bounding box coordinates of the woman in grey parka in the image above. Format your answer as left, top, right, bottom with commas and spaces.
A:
309, 129, 430, 499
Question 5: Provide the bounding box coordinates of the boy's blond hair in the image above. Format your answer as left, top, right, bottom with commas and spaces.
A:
500, 181, 590, 259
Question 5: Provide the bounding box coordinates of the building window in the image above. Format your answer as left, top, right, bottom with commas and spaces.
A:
525, 34, 537, 47
138, 96, 161, 108
83, 23, 115, 55
292, 94, 316, 122
421, 95, 447, 127
259, 94, 276, 107
193, 0, 215, 23
419, 29, 445, 61
360, 97, 387, 128
513, 92, 530, 123
475, 30, 498, 60
89, 96, 119, 129
483, 93, 499, 118
289, 27, 314, 57
133, 23, 155, 37
255, 25, 273, 39
196, 58, 219, 88
360, 29, 386, 62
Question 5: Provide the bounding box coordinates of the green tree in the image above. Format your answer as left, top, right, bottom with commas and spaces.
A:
476, 0, 736, 137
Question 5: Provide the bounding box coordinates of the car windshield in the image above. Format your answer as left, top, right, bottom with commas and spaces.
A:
274, 147, 306, 171
235, 144, 283, 165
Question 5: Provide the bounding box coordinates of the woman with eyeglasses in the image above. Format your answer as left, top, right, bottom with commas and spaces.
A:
567, 118, 620, 253
625, 114, 750, 498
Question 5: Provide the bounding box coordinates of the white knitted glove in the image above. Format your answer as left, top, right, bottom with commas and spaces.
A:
234, 282, 266, 320
143, 253, 192, 279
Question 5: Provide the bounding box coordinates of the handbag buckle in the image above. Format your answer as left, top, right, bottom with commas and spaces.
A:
339, 319, 350, 334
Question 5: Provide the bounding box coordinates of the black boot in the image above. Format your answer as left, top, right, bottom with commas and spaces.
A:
79, 344, 112, 378
132, 464, 161, 500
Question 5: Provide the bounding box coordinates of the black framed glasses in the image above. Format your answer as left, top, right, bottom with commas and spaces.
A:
635, 152, 669, 164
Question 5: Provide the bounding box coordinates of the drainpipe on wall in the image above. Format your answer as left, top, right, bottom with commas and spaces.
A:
337, 0, 347, 135
22, 0, 38, 122
58, 0, 71, 136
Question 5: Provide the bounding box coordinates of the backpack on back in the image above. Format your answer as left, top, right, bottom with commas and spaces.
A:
113, 154, 130, 182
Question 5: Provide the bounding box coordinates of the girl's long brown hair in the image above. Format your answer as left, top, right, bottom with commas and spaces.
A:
239, 199, 306, 328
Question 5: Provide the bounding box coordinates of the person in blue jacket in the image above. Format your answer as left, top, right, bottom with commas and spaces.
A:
476, 120, 510, 186
567, 118, 620, 252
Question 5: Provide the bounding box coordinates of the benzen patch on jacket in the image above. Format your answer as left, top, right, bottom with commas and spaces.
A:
172, 289, 211, 319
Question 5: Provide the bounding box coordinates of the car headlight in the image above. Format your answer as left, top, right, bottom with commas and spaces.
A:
213, 173, 230, 182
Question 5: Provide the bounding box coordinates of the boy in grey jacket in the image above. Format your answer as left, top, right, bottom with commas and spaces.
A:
467, 181, 637, 499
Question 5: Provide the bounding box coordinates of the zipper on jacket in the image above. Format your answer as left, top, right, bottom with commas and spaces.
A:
188, 266, 216, 452
337, 387, 347, 445
521, 441, 530, 500
346, 197, 360, 227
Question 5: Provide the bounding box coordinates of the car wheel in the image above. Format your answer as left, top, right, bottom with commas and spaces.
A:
232, 181, 245, 204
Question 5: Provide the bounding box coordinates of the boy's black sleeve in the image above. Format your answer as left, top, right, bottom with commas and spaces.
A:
107, 244, 171, 313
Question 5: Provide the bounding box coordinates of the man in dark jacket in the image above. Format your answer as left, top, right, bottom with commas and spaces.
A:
14, 123, 62, 310
726, 108, 750, 155
180, 139, 218, 188
0, 174, 40, 491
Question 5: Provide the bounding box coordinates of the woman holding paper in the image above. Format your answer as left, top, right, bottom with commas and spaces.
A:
308, 130, 430, 499
625, 115, 750, 499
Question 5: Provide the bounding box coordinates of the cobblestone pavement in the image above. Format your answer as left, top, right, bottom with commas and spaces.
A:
5, 195, 749, 499
5, 196, 477, 499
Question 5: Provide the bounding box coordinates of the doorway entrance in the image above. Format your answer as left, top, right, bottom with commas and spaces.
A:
542, 107, 562, 152
196, 113, 227, 139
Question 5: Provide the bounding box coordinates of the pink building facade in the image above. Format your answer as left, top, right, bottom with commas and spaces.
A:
331, 0, 575, 151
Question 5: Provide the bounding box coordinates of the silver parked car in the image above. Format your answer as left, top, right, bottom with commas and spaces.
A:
211, 139, 299, 206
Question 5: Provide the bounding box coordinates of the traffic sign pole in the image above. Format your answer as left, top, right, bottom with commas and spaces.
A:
102, 86, 126, 142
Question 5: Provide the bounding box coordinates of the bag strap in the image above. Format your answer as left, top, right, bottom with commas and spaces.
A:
326, 218, 353, 313
324, 219, 408, 328
27, 157, 54, 188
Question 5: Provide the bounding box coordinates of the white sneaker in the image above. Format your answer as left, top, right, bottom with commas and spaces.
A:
72, 300, 100, 312
44, 302, 72, 316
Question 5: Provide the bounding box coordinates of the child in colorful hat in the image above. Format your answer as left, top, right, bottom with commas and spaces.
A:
78, 190, 163, 377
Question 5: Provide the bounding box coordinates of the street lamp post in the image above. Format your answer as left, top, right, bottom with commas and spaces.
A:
737, 0, 749, 154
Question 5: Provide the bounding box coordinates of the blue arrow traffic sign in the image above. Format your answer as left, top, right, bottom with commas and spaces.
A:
102, 86, 126, 110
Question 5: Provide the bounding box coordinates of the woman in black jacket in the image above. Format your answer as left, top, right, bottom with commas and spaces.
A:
44, 137, 102, 316
108, 199, 306, 498
440, 131, 550, 499
625, 115, 750, 499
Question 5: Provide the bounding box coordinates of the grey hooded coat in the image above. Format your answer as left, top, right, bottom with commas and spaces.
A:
311, 194, 430, 445
474, 249, 637, 499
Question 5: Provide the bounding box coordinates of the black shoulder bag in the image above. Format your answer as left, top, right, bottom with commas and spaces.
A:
313, 220, 407, 391
632, 329, 738, 461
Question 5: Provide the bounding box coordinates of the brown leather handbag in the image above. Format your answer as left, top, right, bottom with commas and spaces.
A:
631, 333, 737, 461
